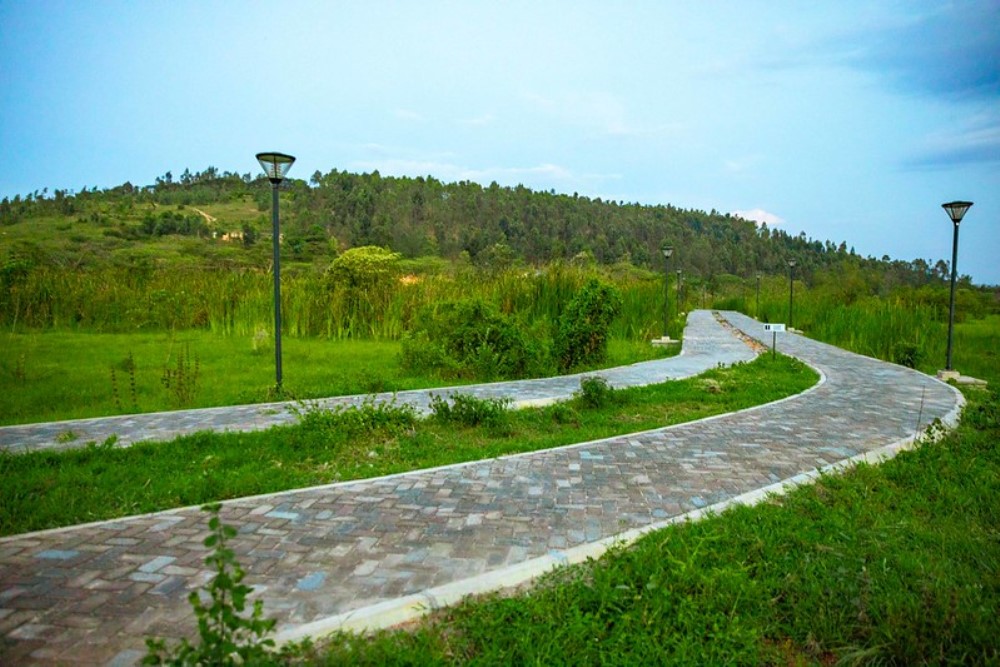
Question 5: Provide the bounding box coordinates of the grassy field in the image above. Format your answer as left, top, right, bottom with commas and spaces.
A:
0, 332, 669, 426
305, 384, 1000, 665
0, 354, 815, 536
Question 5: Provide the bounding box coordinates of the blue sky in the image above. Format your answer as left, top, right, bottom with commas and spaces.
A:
2, 1, 997, 283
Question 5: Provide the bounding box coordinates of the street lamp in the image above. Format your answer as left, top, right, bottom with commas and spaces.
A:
756, 272, 762, 319
661, 245, 673, 336
941, 200, 973, 372
256, 151, 296, 391
787, 260, 796, 330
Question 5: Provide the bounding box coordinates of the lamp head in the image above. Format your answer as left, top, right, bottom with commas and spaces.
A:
662, 245, 673, 259
256, 152, 296, 184
941, 201, 973, 225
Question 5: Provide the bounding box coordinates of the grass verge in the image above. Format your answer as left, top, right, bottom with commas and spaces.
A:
309, 385, 1000, 665
0, 354, 813, 536
0, 332, 672, 426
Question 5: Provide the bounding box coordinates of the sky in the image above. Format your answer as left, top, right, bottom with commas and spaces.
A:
1, 1, 998, 284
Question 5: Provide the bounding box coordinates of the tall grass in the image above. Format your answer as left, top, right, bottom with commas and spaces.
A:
1, 263, 671, 342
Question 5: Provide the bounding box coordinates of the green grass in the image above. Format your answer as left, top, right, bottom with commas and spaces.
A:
0, 332, 672, 426
308, 385, 1000, 665
0, 354, 814, 536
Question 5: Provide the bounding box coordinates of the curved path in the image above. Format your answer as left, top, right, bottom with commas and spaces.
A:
0, 310, 751, 454
0, 311, 962, 665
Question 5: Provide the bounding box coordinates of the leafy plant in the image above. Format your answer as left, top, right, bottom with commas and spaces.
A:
575, 376, 616, 409
144, 504, 281, 666
554, 278, 623, 371
294, 397, 417, 437
402, 298, 548, 380
429, 392, 512, 431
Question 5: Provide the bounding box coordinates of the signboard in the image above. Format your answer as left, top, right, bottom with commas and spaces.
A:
763, 323, 786, 333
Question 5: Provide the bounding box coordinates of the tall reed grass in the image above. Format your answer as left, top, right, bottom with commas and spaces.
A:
1, 263, 671, 343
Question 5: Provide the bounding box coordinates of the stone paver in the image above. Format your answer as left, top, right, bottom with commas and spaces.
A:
0, 310, 962, 665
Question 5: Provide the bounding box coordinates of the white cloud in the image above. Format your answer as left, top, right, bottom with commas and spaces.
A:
731, 208, 786, 226
393, 109, 423, 122
459, 113, 496, 127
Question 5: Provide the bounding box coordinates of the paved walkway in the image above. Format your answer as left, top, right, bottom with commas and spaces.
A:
0, 311, 962, 665
0, 310, 752, 454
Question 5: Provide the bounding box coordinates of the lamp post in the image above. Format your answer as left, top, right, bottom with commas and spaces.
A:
755, 272, 762, 318
256, 151, 296, 391
787, 260, 796, 330
941, 200, 973, 372
675, 269, 682, 313
661, 245, 673, 337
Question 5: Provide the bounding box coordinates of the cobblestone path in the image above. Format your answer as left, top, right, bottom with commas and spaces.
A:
0, 311, 962, 665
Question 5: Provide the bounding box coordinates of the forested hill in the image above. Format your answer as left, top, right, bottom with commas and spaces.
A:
0, 166, 971, 289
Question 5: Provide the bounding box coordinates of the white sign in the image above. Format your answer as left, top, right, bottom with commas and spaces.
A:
763, 323, 786, 333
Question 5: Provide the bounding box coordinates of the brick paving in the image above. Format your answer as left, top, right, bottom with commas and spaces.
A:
0, 311, 962, 665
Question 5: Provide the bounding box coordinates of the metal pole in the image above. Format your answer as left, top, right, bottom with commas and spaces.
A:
271, 183, 283, 390
788, 265, 794, 330
676, 270, 681, 312
945, 221, 960, 371
756, 274, 761, 318
664, 257, 670, 337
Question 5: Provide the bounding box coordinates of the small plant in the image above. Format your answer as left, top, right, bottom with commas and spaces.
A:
55, 430, 78, 443
161, 345, 200, 408
144, 504, 281, 665
110, 352, 139, 412
13, 352, 27, 382
251, 328, 270, 355
429, 392, 512, 431
294, 397, 417, 436
575, 376, 616, 409
893, 342, 924, 369
549, 401, 581, 426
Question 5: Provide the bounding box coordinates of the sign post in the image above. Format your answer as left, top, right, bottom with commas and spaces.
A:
763, 323, 786, 358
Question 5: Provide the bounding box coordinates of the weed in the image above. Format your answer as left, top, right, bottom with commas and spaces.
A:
143, 504, 283, 665
429, 392, 512, 432
55, 430, 77, 443
161, 345, 200, 407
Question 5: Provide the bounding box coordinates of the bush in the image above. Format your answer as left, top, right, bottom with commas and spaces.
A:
429, 393, 512, 432
555, 279, 623, 372
892, 342, 924, 369
401, 298, 550, 380
575, 376, 617, 409
294, 398, 417, 437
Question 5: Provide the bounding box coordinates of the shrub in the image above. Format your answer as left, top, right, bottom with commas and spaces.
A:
892, 341, 924, 369
429, 392, 512, 432
294, 398, 417, 437
401, 298, 549, 380
555, 278, 623, 371
575, 376, 617, 409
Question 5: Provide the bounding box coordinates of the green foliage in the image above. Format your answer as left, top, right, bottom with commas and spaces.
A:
294, 398, 418, 437
402, 298, 549, 380
574, 376, 617, 409
554, 278, 623, 371
144, 504, 281, 666
326, 245, 401, 289
429, 393, 512, 432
